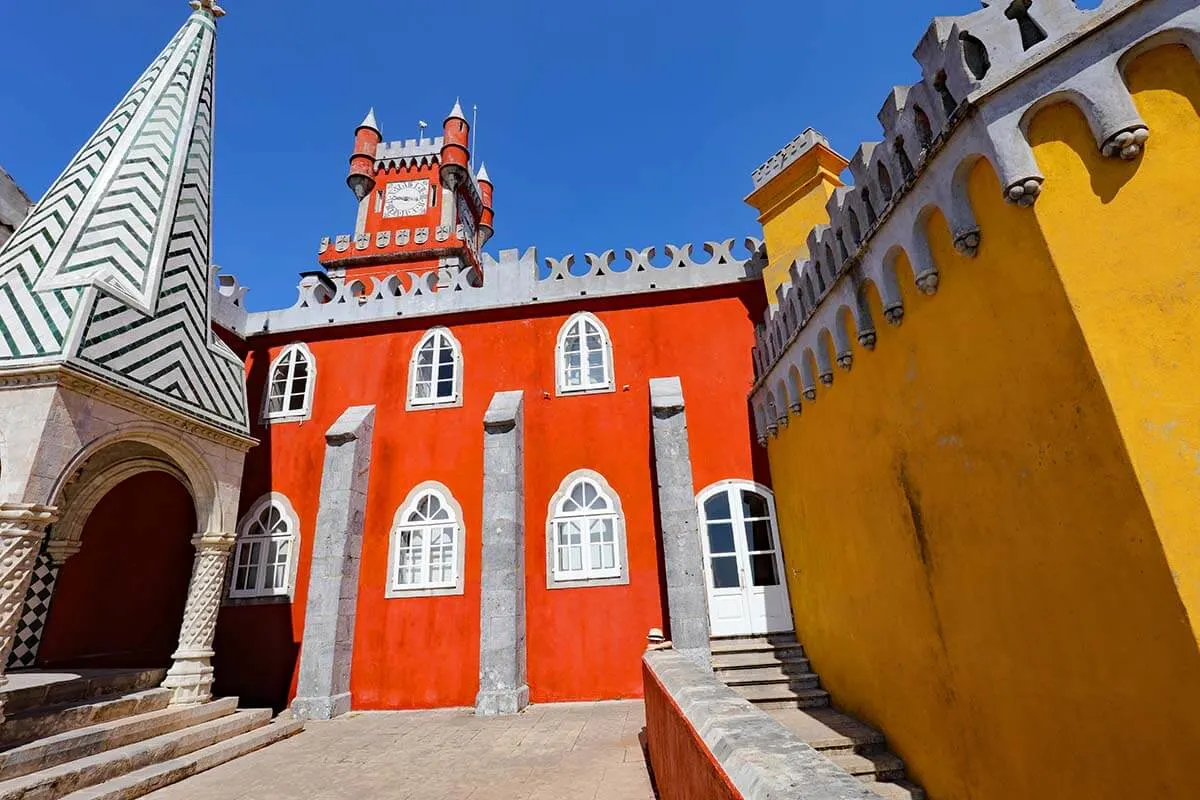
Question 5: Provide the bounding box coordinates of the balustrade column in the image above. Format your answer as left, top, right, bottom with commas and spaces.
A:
0, 503, 59, 723
162, 530, 236, 706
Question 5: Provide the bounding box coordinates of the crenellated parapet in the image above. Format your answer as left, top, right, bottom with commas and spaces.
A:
749, 0, 1197, 443
220, 238, 765, 337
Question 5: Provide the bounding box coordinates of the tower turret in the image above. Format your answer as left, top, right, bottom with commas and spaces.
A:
439, 100, 471, 191
347, 108, 382, 201
476, 163, 494, 246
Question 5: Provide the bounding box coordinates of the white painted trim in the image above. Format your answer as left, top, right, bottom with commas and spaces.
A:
262, 343, 316, 424
555, 312, 616, 397
225, 491, 301, 603
406, 327, 465, 411
385, 481, 466, 598
545, 469, 629, 590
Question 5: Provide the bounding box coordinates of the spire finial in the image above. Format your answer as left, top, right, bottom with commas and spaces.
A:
190, 0, 226, 18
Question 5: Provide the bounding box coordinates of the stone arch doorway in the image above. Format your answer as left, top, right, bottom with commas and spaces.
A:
37, 469, 197, 669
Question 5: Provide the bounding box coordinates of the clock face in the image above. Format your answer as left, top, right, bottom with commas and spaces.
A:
382, 180, 430, 218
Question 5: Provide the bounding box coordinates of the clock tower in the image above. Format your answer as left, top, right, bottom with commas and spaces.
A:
318, 101, 494, 283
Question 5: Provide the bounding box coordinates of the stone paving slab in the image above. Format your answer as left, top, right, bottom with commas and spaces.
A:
145, 701, 656, 800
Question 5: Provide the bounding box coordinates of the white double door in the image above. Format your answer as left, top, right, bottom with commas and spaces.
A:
698, 482, 793, 637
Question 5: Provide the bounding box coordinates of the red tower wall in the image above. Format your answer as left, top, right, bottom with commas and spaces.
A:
215, 282, 768, 710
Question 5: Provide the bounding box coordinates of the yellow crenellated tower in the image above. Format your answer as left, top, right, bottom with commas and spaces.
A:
745, 2, 1200, 799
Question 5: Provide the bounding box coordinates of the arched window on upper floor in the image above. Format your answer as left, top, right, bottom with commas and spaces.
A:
546, 471, 628, 588
228, 493, 300, 601
556, 312, 614, 396
387, 483, 465, 597
264, 343, 315, 424
408, 327, 463, 409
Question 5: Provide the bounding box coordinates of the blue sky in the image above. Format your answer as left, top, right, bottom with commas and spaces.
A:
1, 0, 975, 311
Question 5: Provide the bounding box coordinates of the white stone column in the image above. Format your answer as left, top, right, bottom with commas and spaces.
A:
0, 503, 58, 723
162, 530, 236, 706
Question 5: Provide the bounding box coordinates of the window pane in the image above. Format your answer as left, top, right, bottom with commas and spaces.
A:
750, 553, 779, 586
585, 333, 602, 351
590, 542, 602, 570
437, 362, 455, 381
587, 350, 604, 368
564, 333, 581, 353
741, 491, 770, 519
565, 352, 582, 370
704, 492, 731, 521
417, 345, 435, 365
588, 364, 607, 385
706, 522, 736, 554
711, 555, 740, 588
436, 379, 454, 398
565, 368, 582, 386
745, 519, 775, 552
293, 360, 309, 380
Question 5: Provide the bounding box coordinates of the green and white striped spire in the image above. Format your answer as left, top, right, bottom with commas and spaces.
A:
0, 3, 248, 434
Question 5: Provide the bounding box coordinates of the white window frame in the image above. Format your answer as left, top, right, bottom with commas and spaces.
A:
227, 493, 301, 603
262, 343, 316, 424
555, 312, 615, 396
386, 482, 466, 598
407, 327, 464, 410
546, 470, 629, 589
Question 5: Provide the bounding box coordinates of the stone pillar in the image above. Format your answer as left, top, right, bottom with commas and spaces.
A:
292, 405, 376, 721
6, 540, 80, 670
162, 530, 237, 706
475, 391, 528, 716
649, 377, 711, 667
0, 504, 58, 723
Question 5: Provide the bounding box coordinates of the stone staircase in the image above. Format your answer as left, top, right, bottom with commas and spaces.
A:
711, 635, 925, 800
0, 668, 302, 800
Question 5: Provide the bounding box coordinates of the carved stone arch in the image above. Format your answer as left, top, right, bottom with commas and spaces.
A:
785, 363, 803, 412
1019, 78, 1147, 163
910, 204, 944, 295
799, 349, 819, 401
947, 153, 987, 254
834, 305, 857, 370
764, 391, 780, 431
1118, 27, 1200, 76
823, 243, 838, 282
847, 208, 863, 246
876, 158, 895, 202
879, 245, 909, 326
774, 379, 790, 424
815, 330, 836, 386
853, 280, 880, 350
914, 104, 935, 150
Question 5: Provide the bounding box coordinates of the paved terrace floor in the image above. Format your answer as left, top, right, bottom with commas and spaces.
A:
147, 700, 657, 800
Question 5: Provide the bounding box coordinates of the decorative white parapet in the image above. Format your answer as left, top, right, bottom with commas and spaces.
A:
746, 0, 1195, 441
213, 238, 766, 337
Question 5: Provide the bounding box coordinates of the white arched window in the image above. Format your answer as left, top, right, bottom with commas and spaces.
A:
408, 328, 463, 409
229, 494, 299, 600
547, 471, 627, 587
387, 483, 465, 597
556, 312, 614, 395
264, 343, 315, 422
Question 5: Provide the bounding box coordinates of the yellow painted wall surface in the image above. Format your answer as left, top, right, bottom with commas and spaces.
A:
758, 179, 839, 303
1027, 45, 1200, 646
767, 153, 1200, 799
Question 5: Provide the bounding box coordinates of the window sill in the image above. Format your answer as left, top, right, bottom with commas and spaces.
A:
546, 573, 629, 590
555, 384, 617, 398
261, 413, 312, 425
405, 398, 464, 412
385, 584, 465, 599
223, 594, 294, 608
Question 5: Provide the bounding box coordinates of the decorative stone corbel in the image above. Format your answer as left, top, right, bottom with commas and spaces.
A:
1005, 178, 1043, 207
884, 304, 905, 326
858, 331, 877, 350
1101, 125, 1150, 160
837, 353, 854, 371
953, 228, 981, 257
819, 372, 834, 386
789, 402, 802, 414
915, 269, 940, 295
776, 414, 789, 428
803, 388, 817, 401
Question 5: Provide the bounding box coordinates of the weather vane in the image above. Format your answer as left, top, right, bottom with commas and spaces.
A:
190, 0, 227, 17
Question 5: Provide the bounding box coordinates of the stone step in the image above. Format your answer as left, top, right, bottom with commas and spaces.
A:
730, 683, 830, 709
866, 780, 927, 800
0, 707, 270, 800
712, 651, 811, 672
60, 719, 304, 800
0, 690, 172, 750
826, 750, 906, 782
1, 671, 166, 718
0, 697, 238, 781
710, 643, 807, 663
763, 707, 887, 755
709, 635, 800, 654
718, 665, 819, 686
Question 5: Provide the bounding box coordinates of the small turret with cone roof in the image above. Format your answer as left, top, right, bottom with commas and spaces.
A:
476, 163, 495, 246
347, 108, 382, 201
439, 99, 471, 191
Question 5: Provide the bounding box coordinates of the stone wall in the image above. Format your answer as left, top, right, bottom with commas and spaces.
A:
0, 165, 31, 247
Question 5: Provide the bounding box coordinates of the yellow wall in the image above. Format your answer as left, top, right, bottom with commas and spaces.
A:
1027, 45, 1200, 647
767, 149, 1200, 798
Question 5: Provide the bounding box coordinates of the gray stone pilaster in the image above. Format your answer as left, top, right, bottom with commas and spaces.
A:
475, 391, 528, 716
291, 405, 376, 721
649, 377, 710, 666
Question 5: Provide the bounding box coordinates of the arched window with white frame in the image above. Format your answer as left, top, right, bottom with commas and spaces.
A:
546, 470, 628, 588
556, 312, 614, 395
229, 494, 300, 601
387, 483, 466, 597
264, 343, 315, 423
408, 327, 463, 409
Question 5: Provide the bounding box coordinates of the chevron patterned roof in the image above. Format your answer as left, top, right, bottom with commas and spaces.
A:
0, 6, 248, 435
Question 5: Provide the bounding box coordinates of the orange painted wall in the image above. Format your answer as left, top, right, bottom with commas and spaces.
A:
214, 282, 767, 710
41, 472, 196, 669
